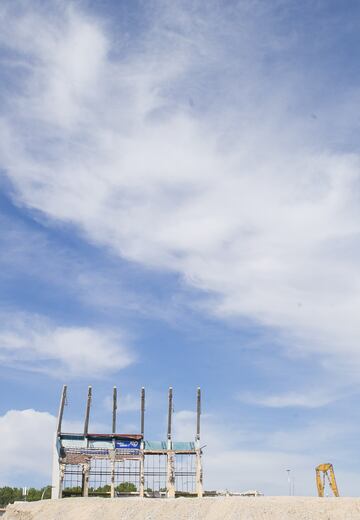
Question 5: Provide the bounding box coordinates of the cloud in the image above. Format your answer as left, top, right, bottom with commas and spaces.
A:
0, 409, 55, 486
0, 0, 360, 378
0, 405, 357, 494
172, 410, 306, 493
103, 392, 139, 413
173, 409, 360, 495
236, 391, 337, 408
0, 408, 108, 486
0, 313, 134, 378
0, 210, 171, 320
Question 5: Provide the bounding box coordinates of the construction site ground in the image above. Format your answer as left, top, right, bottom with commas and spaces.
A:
4, 496, 360, 520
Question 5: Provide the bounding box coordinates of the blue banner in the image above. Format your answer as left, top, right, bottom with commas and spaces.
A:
115, 439, 141, 450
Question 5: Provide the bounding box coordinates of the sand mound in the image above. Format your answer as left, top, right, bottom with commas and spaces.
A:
4, 496, 360, 520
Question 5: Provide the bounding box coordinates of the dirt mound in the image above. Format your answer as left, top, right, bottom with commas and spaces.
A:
4, 496, 360, 520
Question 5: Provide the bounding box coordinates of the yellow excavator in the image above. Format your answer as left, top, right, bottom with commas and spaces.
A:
316, 463, 339, 497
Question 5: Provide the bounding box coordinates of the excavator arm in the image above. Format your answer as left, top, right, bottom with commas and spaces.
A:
316, 468, 325, 497
315, 464, 339, 497
328, 466, 339, 497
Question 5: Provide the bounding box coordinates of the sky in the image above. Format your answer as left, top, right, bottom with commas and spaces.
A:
1, 0, 360, 496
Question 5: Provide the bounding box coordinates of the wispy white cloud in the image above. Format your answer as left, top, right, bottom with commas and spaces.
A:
0, 212, 179, 320
0, 313, 134, 378
0, 1, 360, 378
237, 391, 337, 409
103, 392, 139, 413
173, 409, 359, 495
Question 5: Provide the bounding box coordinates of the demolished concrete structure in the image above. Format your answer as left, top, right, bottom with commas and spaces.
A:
51, 386, 203, 499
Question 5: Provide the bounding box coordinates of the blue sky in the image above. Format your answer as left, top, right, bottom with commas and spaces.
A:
1, 0, 360, 495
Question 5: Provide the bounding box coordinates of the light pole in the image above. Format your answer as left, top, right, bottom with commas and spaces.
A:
286, 469, 291, 496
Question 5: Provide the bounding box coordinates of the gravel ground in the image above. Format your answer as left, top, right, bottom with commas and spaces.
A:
4, 496, 360, 520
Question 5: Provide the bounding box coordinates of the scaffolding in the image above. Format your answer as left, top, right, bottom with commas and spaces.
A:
52, 386, 203, 499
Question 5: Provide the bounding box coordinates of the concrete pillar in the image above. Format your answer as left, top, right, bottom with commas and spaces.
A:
196, 387, 201, 443
140, 387, 145, 497
166, 451, 176, 498
166, 387, 175, 497
59, 464, 66, 499
139, 451, 145, 498
51, 434, 62, 499
140, 387, 145, 437
167, 387, 173, 444
52, 385, 67, 499
56, 385, 67, 436
112, 386, 117, 434
195, 387, 203, 497
82, 463, 90, 497
196, 449, 203, 497
110, 458, 116, 498
83, 386, 92, 436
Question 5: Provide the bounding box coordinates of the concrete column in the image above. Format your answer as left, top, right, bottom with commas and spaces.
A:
166, 451, 176, 498
52, 385, 67, 499
140, 387, 145, 497
112, 386, 117, 434
59, 464, 65, 499
56, 385, 67, 436
110, 458, 116, 498
139, 451, 145, 498
166, 387, 175, 498
166, 387, 175, 497
82, 463, 90, 497
196, 449, 203, 498
196, 387, 201, 443
51, 435, 60, 499
167, 387, 173, 444
140, 387, 145, 435
195, 387, 203, 497
83, 386, 92, 436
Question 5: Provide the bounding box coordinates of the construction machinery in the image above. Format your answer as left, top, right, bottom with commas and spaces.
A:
316, 463, 339, 497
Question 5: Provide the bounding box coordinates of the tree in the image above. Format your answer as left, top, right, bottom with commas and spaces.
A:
62, 486, 82, 496
27, 488, 42, 501
0, 487, 23, 507
91, 484, 111, 495
116, 482, 137, 493
40, 486, 52, 500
